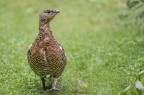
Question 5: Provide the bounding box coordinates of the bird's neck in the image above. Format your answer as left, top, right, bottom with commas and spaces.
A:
39, 21, 51, 33
36, 21, 56, 42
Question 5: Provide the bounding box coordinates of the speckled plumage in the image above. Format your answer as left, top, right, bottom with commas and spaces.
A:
27, 9, 66, 91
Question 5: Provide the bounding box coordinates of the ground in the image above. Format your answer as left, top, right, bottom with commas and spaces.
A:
0, 0, 144, 95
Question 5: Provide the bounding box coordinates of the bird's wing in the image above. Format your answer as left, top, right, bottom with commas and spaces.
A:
28, 43, 48, 66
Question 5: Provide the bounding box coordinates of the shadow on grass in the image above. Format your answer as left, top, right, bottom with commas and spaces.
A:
39, 90, 91, 95
25, 81, 91, 95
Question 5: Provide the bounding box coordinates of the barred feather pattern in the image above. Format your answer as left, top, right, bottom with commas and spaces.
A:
27, 21, 67, 79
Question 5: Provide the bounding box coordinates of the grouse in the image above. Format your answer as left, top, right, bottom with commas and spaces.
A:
27, 9, 67, 91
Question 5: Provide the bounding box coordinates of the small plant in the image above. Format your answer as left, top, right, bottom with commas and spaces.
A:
127, 0, 144, 18
122, 71, 144, 95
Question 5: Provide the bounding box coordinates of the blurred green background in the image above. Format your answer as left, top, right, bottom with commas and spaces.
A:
0, 0, 144, 95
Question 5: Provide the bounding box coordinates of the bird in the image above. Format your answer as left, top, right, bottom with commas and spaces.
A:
27, 9, 67, 91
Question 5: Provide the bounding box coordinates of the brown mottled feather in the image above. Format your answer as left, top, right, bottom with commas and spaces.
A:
27, 9, 66, 90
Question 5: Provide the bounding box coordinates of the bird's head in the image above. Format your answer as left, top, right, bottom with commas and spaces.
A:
39, 9, 60, 23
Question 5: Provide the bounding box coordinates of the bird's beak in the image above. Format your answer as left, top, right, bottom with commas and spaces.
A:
52, 9, 60, 13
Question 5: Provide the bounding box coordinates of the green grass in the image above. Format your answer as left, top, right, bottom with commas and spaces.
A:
0, 0, 144, 95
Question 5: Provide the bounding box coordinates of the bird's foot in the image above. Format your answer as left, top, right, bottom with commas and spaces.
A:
47, 87, 60, 91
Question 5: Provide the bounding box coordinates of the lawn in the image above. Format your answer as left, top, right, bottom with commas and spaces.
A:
0, 0, 144, 95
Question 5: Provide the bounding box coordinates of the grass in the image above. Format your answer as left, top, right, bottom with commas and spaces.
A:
0, 0, 144, 95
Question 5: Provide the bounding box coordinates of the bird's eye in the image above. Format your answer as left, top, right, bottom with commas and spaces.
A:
47, 11, 51, 13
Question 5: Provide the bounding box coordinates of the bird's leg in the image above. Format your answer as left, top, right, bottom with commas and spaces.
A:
48, 77, 60, 91
51, 78, 60, 90
41, 77, 46, 91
